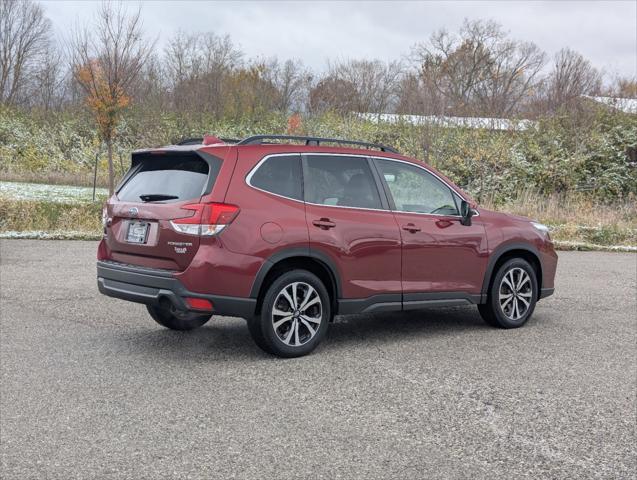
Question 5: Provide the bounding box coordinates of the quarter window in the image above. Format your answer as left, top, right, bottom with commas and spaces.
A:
249, 155, 303, 201
374, 159, 459, 215
304, 155, 382, 209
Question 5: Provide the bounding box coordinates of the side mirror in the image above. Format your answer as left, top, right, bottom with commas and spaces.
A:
460, 200, 474, 226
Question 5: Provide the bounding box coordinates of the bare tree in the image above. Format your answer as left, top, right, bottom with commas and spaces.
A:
28, 43, 68, 111
308, 74, 358, 114
308, 59, 401, 114
395, 71, 447, 115
164, 31, 242, 114
164, 31, 200, 89
546, 48, 602, 111
330, 59, 402, 113
200, 33, 242, 74
69, 1, 154, 195
605, 75, 637, 98
222, 61, 280, 118
0, 0, 51, 105
264, 58, 312, 112
413, 19, 546, 117
130, 53, 170, 112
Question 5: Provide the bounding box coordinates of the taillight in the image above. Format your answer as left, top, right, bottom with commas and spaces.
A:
101, 204, 110, 236
170, 202, 240, 236
97, 239, 108, 260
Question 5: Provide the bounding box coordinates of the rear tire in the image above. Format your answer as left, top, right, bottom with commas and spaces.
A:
478, 258, 538, 329
146, 304, 211, 331
248, 270, 331, 357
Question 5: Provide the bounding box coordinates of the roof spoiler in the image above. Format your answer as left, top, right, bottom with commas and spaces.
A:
176, 136, 240, 146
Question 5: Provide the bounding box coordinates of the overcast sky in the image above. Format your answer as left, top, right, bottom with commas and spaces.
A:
44, 1, 637, 79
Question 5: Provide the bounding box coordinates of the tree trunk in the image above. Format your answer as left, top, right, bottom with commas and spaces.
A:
106, 139, 115, 196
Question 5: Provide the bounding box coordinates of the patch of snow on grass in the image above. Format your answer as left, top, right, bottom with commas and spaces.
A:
0, 181, 107, 204
0, 230, 102, 240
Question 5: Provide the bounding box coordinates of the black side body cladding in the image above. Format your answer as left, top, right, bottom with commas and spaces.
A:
403, 292, 484, 309
339, 292, 484, 314
338, 294, 402, 314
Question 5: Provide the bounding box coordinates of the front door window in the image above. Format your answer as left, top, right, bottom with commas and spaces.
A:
374, 159, 459, 216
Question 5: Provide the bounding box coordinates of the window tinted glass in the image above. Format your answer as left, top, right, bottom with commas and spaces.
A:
118, 153, 217, 203
305, 155, 382, 209
250, 155, 302, 200
374, 159, 459, 215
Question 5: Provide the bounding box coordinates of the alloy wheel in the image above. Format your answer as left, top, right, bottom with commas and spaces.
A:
498, 267, 533, 321
271, 282, 322, 347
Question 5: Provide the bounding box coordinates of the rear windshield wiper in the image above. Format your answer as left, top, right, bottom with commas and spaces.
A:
139, 194, 179, 202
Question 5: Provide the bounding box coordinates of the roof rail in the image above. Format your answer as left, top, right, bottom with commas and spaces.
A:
176, 137, 241, 146
236, 135, 398, 153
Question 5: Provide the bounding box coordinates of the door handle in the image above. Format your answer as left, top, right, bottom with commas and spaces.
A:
312, 218, 336, 230
402, 223, 421, 233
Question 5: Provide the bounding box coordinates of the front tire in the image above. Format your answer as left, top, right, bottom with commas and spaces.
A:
478, 258, 538, 328
248, 270, 331, 357
146, 304, 211, 331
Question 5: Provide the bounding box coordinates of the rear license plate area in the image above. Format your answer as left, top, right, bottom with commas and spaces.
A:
126, 221, 149, 244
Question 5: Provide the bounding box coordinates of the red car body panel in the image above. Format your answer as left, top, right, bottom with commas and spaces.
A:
394, 211, 488, 294
305, 201, 403, 298
97, 141, 557, 318
477, 209, 558, 291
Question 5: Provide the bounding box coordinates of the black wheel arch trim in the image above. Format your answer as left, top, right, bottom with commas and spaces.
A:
249, 247, 342, 301
481, 242, 543, 295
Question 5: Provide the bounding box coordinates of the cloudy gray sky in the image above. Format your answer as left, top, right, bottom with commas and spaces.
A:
44, 1, 636, 79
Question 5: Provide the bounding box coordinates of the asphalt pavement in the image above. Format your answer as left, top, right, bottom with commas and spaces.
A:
1, 240, 635, 479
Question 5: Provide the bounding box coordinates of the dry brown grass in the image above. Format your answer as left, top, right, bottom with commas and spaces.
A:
0, 198, 102, 233
482, 190, 637, 246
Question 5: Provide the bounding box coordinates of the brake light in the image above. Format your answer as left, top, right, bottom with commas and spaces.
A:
170, 202, 240, 236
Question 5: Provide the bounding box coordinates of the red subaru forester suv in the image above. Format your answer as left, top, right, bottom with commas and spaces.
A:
97, 134, 557, 357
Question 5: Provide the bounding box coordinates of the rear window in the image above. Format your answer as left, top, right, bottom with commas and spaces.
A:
117, 152, 220, 203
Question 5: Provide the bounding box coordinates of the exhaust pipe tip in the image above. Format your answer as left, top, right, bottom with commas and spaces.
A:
158, 296, 176, 312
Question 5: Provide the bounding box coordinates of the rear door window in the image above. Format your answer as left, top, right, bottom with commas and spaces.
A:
248, 154, 303, 200
304, 155, 382, 209
117, 152, 220, 203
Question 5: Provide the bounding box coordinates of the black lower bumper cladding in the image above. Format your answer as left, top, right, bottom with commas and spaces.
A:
97, 260, 256, 319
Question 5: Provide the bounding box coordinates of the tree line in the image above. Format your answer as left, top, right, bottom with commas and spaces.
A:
2, 0, 635, 119
1, 0, 635, 195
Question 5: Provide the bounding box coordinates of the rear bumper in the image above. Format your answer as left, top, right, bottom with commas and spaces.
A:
97, 260, 256, 319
